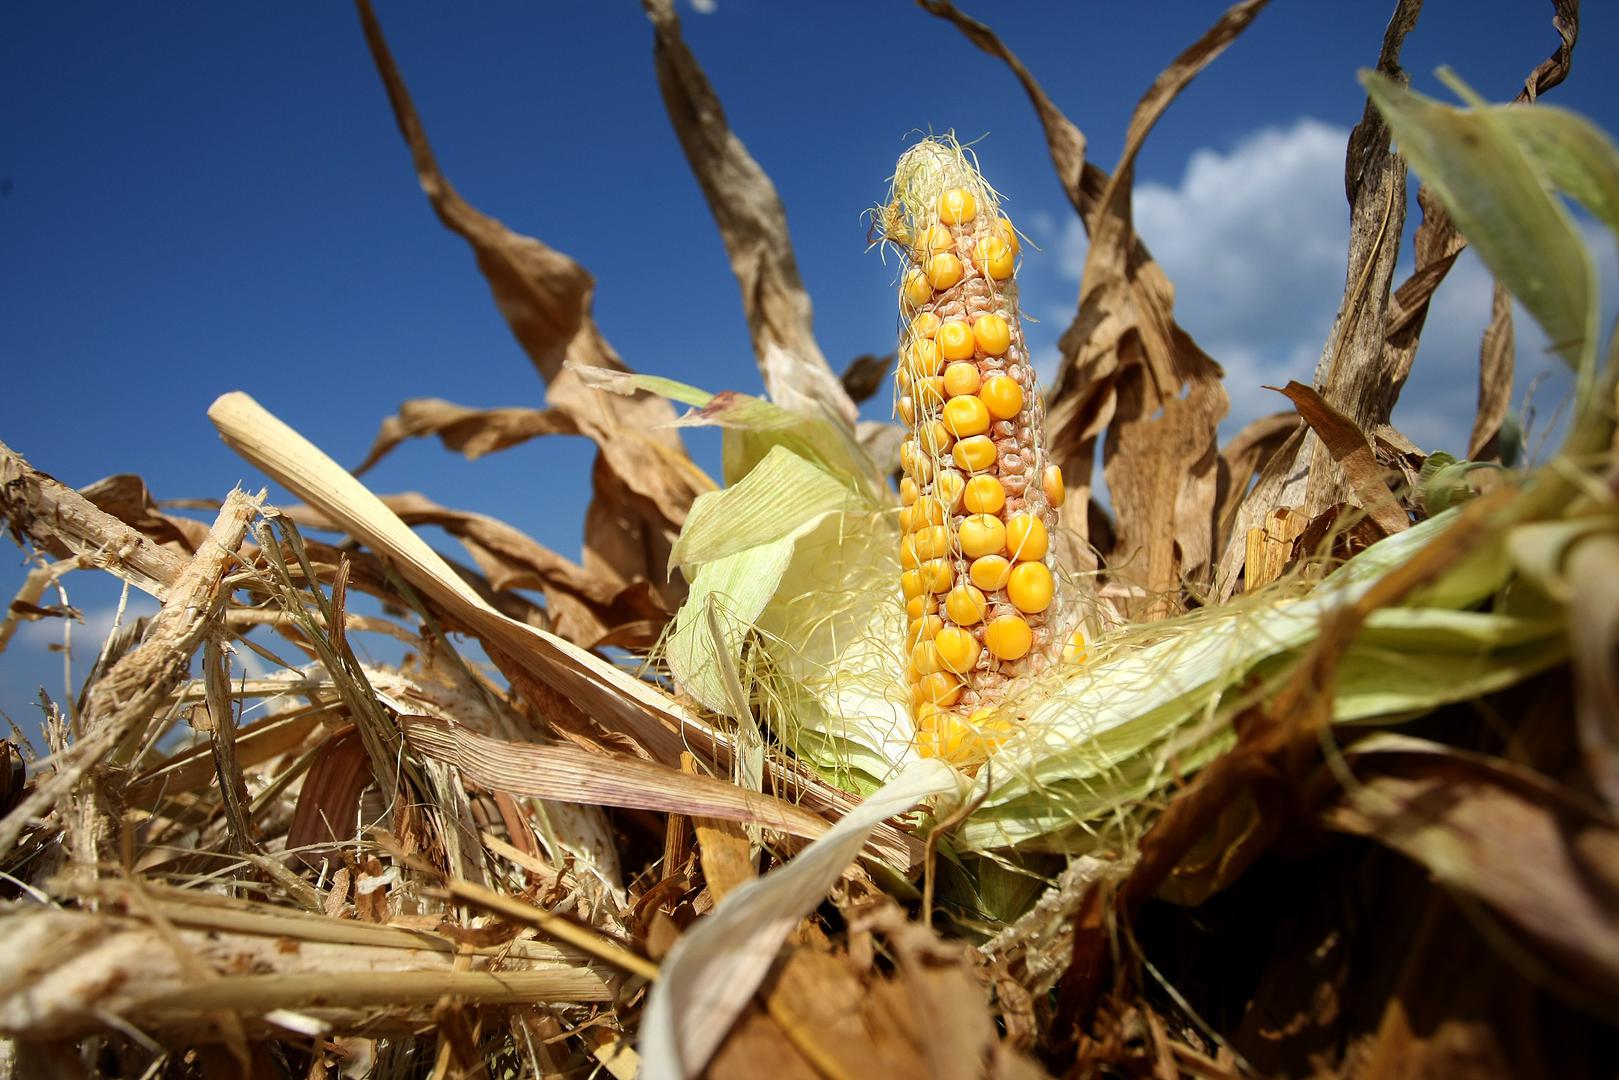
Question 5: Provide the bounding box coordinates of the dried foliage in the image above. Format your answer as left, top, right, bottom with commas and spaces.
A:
2, 1, 1616, 1078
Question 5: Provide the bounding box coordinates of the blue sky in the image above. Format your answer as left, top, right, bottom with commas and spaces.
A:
4, 1, 1618, 730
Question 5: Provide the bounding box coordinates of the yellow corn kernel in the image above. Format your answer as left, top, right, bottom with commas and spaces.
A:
912, 639, 943, 676
919, 557, 954, 593
907, 613, 944, 649
917, 418, 951, 456
900, 476, 919, 506
914, 671, 964, 707
901, 568, 925, 599
1007, 561, 1053, 613
939, 187, 978, 225
1043, 463, 1065, 508
898, 504, 915, 533
1063, 627, 1088, 664
980, 374, 1024, 420
943, 361, 982, 399
912, 496, 948, 529
909, 310, 942, 340
897, 395, 916, 427
935, 625, 980, 673
944, 582, 988, 626
926, 252, 964, 291
937, 320, 975, 362
963, 474, 1005, 515
972, 313, 1012, 357
959, 514, 1007, 559
984, 614, 1033, 660
903, 338, 942, 379
969, 553, 1013, 591
914, 375, 946, 408
914, 222, 954, 258
906, 594, 928, 621
903, 269, 933, 308
934, 468, 965, 511
974, 235, 1015, 280
943, 395, 991, 438
1005, 514, 1049, 562
899, 534, 922, 571
952, 435, 997, 473
913, 523, 951, 560
900, 440, 935, 483
994, 216, 1020, 255
914, 702, 957, 759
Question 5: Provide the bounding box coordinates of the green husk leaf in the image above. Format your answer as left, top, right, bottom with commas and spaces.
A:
665, 445, 879, 719
570, 361, 883, 496
671, 445, 863, 572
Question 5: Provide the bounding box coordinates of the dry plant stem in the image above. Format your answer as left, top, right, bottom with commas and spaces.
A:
0, 439, 187, 602
0, 906, 615, 1043
442, 878, 660, 982
0, 486, 259, 858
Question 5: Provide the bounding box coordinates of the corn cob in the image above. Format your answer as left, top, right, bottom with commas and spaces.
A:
882, 138, 1065, 767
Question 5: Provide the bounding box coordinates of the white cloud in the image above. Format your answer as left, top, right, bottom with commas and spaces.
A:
689, 0, 718, 13
1030, 116, 1619, 457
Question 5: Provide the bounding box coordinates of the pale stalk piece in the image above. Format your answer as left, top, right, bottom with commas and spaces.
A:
0, 905, 616, 1043
0, 483, 260, 858
881, 137, 1074, 767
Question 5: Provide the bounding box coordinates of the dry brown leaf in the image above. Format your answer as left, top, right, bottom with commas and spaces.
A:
643, 0, 858, 428
356, 0, 707, 610
353, 398, 579, 477
402, 715, 839, 852
78, 473, 211, 553
1053, 2, 1268, 611
839, 352, 895, 407
1322, 735, 1619, 1005
1380, 185, 1469, 405
1270, 381, 1409, 536
1215, 412, 1300, 558
286, 729, 372, 868
1470, 281, 1518, 460
290, 491, 668, 649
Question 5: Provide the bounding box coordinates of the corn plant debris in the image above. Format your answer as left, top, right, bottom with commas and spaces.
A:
2, 0, 1617, 1077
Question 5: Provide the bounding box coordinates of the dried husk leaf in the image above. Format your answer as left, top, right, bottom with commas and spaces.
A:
644, 0, 857, 428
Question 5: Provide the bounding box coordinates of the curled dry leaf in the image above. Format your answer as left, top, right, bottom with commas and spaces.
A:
1270, 381, 1409, 537
1321, 734, 1619, 1004
353, 398, 579, 477
357, 0, 708, 610
79, 473, 211, 552
642, 0, 858, 428
1470, 281, 1518, 460
293, 491, 668, 649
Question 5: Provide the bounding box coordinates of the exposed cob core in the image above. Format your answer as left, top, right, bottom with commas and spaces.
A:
880, 137, 1064, 766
